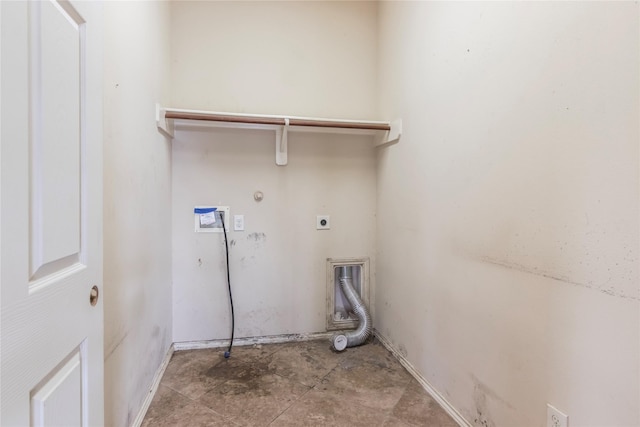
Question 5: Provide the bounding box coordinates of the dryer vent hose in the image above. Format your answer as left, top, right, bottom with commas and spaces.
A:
332, 266, 371, 351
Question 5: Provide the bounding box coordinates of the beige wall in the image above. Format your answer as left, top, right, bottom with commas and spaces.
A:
376, 2, 639, 426
170, 0, 378, 118
170, 1, 378, 342
103, 2, 173, 426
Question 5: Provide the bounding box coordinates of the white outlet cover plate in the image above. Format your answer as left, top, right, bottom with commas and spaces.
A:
547, 404, 568, 427
234, 215, 245, 231
317, 215, 330, 230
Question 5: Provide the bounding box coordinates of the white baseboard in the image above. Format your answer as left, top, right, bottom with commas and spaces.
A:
173, 331, 334, 351
374, 330, 472, 427
131, 343, 175, 427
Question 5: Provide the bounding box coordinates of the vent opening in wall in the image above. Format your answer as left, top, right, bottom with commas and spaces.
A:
326, 258, 370, 331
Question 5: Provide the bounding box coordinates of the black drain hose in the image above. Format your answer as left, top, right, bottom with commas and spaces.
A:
219, 213, 234, 358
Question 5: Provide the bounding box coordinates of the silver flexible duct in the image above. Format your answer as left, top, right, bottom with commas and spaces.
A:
332, 266, 372, 351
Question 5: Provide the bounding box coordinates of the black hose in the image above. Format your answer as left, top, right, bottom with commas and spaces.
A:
219, 213, 234, 358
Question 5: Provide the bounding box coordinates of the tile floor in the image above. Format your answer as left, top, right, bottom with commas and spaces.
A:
142, 339, 457, 426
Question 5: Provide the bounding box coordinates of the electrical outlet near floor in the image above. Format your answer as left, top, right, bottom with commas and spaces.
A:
547, 404, 568, 427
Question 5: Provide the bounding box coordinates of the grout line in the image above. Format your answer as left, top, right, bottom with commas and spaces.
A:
268, 340, 405, 424
178, 382, 241, 426
313, 354, 345, 388
266, 342, 346, 425
163, 383, 204, 404
266, 381, 315, 426
166, 384, 232, 421
266, 366, 315, 422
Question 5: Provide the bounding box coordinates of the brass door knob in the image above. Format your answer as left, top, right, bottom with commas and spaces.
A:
90, 285, 99, 306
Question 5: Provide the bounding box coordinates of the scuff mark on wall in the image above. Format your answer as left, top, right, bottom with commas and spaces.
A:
472, 376, 496, 427
247, 232, 267, 249
240, 255, 256, 269
398, 344, 408, 358
105, 331, 130, 360
471, 374, 515, 411
247, 232, 266, 242
242, 307, 282, 336
478, 255, 639, 301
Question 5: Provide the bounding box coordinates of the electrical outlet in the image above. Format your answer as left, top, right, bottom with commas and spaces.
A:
316, 215, 330, 230
234, 215, 244, 231
547, 404, 568, 427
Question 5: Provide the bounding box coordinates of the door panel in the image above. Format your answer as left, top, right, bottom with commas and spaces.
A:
30, 0, 83, 281
31, 348, 84, 427
1, 1, 104, 426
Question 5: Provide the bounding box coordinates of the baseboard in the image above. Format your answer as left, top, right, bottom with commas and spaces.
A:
173, 331, 334, 351
131, 343, 175, 427
374, 330, 472, 427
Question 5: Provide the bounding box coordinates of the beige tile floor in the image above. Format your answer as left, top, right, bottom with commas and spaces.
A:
142, 339, 457, 427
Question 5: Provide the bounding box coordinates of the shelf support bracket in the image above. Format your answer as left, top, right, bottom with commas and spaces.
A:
376, 119, 402, 147
156, 103, 174, 138
275, 118, 289, 166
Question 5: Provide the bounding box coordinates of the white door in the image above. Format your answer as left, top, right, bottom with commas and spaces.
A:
1, 0, 103, 426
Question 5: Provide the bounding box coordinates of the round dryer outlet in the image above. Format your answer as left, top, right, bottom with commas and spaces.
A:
316, 215, 330, 230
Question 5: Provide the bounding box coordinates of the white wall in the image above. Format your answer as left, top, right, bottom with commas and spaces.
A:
103, 2, 172, 426
170, 1, 378, 342
376, 2, 639, 426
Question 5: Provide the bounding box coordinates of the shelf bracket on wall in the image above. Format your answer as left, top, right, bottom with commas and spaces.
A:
376, 119, 402, 147
156, 104, 174, 138
275, 118, 289, 166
